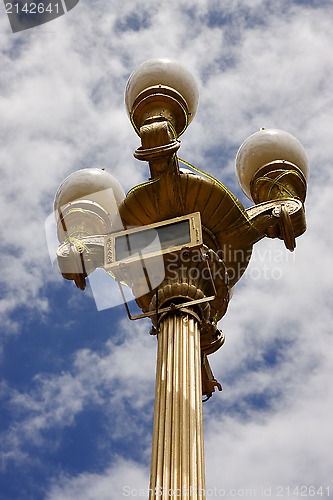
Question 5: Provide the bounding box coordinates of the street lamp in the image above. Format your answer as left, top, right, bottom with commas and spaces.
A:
53, 58, 308, 499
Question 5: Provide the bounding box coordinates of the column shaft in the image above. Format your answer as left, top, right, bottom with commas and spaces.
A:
149, 313, 205, 499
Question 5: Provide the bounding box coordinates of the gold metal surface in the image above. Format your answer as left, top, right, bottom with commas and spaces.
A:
131, 85, 189, 138
250, 160, 307, 203
118, 172, 255, 288
134, 117, 180, 179
150, 312, 205, 499
202, 353, 222, 400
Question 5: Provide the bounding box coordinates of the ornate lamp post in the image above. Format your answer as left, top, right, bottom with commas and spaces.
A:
53, 59, 308, 499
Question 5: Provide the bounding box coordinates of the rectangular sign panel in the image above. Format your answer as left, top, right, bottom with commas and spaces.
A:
104, 212, 202, 271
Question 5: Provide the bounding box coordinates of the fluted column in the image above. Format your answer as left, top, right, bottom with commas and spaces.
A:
149, 312, 205, 499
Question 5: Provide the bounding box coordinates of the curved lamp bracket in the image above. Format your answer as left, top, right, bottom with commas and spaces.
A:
246, 197, 305, 251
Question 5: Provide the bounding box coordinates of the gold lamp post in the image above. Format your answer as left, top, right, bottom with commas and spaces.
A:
53, 58, 309, 499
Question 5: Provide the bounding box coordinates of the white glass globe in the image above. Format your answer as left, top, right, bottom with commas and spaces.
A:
235, 128, 309, 200
54, 168, 125, 219
125, 58, 199, 125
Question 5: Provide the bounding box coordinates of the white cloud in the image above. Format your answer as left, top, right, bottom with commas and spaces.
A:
204, 332, 333, 490
45, 458, 149, 500
1, 318, 155, 468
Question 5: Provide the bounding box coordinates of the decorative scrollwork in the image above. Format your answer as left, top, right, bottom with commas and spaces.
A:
277, 204, 296, 251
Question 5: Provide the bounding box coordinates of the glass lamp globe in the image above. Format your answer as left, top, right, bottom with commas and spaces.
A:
54, 168, 125, 242
235, 128, 309, 202
125, 58, 199, 137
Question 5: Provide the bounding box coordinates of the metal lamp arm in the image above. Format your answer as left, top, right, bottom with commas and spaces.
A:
245, 197, 306, 251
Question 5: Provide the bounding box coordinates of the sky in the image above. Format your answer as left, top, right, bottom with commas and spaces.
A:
1, 0, 333, 499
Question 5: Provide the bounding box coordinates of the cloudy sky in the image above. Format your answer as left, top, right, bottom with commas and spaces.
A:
1, 0, 333, 499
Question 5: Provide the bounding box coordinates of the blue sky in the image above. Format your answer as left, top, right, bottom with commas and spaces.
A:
1, 1, 333, 499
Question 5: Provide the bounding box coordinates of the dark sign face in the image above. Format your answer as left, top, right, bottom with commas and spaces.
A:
115, 220, 191, 262
4, 0, 80, 33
